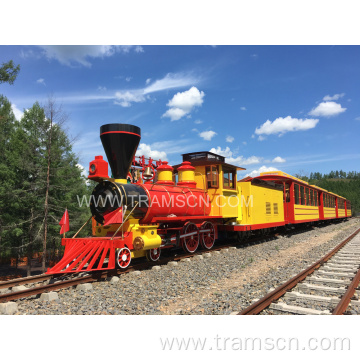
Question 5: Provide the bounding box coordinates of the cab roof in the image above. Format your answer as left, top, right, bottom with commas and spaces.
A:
174, 151, 246, 171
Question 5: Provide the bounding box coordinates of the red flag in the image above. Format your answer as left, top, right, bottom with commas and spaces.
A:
59, 209, 70, 234
103, 207, 123, 225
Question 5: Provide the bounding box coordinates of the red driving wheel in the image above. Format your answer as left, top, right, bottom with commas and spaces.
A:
182, 222, 199, 253
146, 247, 161, 262
200, 221, 216, 250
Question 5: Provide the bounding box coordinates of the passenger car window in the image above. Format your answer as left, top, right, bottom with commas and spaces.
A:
300, 186, 305, 205
294, 184, 300, 204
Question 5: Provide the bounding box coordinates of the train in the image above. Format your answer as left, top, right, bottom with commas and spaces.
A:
46, 123, 352, 274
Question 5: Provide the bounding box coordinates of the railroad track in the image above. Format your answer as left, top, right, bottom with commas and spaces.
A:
0, 240, 243, 304
239, 227, 360, 315
0, 221, 349, 307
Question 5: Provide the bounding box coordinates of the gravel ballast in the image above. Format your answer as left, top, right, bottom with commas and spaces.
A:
11, 218, 360, 315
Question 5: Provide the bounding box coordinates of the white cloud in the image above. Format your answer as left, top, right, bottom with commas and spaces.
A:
125, 77, 132, 82
237, 156, 262, 165
38, 45, 142, 67
135, 46, 144, 53
355, 117, 360, 121
145, 78, 151, 85
242, 141, 247, 145
20, 48, 41, 60
308, 101, 346, 117
245, 166, 279, 178
114, 90, 147, 107
151, 139, 195, 155
11, 104, 24, 121
51, 72, 201, 108
323, 93, 345, 101
240, 106, 247, 111
113, 72, 201, 108
226, 135, 234, 143
272, 156, 286, 163
210, 146, 262, 166
255, 116, 319, 139
194, 119, 203, 124
167, 86, 204, 111
136, 143, 168, 161
76, 163, 87, 178
36, 78, 46, 86
162, 107, 188, 121
210, 146, 233, 158
199, 130, 217, 141
144, 73, 200, 94
162, 86, 205, 121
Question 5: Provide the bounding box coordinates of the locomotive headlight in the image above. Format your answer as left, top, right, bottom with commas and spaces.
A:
90, 164, 96, 173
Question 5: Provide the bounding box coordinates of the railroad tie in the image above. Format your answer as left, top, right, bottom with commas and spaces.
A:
297, 283, 346, 294
285, 291, 339, 305
269, 303, 331, 315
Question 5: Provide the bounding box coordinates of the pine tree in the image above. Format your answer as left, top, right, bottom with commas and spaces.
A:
0, 95, 17, 263
0, 60, 20, 85
1, 99, 91, 274
43, 116, 92, 266
8, 102, 48, 274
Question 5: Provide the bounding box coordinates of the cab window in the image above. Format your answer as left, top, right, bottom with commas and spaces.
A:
223, 167, 236, 189
206, 165, 219, 189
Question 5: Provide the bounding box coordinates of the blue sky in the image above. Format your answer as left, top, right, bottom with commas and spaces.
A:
1, 45, 359, 179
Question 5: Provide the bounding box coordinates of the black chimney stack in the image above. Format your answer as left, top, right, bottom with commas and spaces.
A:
100, 124, 141, 180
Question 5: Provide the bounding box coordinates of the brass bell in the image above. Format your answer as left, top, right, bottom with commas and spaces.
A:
143, 166, 153, 180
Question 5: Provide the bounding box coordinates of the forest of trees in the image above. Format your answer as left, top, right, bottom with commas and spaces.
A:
308, 171, 360, 181
0, 60, 91, 275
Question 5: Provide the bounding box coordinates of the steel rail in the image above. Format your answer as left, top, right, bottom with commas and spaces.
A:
0, 271, 112, 303
0, 273, 54, 290
238, 226, 360, 315
332, 265, 360, 315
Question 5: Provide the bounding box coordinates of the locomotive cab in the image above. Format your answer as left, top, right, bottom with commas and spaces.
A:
174, 152, 245, 221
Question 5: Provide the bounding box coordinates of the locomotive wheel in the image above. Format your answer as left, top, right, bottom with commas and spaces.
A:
200, 221, 215, 250
182, 222, 199, 253
116, 247, 131, 269
146, 247, 161, 262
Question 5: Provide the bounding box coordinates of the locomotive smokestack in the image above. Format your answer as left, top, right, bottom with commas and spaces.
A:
100, 123, 141, 182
